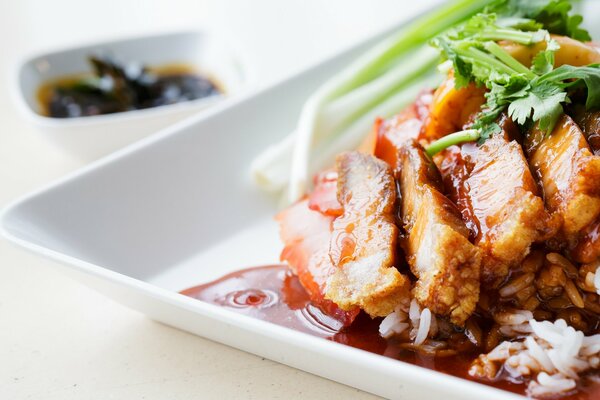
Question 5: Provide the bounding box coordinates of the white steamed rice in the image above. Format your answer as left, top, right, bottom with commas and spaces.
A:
472, 318, 600, 398
379, 298, 435, 345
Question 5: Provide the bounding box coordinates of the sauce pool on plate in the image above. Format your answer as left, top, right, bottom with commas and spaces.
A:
181, 265, 540, 397
182, 265, 600, 399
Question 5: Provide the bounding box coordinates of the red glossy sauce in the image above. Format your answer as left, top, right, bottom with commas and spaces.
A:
182, 265, 600, 399
181, 265, 535, 396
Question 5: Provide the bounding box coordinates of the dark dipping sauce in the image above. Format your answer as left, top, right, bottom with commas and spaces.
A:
182, 265, 600, 399
38, 55, 221, 118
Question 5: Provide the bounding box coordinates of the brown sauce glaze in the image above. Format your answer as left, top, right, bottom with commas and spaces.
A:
182, 265, 600, 399
182, 265, 532, 396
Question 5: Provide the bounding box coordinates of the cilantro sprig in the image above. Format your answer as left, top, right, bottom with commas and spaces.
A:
427, 0, 600, 153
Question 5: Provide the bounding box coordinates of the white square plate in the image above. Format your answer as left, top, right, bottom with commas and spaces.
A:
13, 6, 600, 397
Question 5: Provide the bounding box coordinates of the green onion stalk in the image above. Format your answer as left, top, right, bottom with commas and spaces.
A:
250, 0, 502, 203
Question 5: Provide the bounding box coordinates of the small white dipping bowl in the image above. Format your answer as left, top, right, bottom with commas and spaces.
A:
15, 31, 248, 160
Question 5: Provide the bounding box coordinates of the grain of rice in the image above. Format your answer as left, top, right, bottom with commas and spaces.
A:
585, 272, 596, 292
380, 298, 434, 345
500, 323, 533, 337
537, 373, 576, 389
537, 266, 566, 298
496, 310, 534, 337
379, 311, 409, 339
547, 253, 578, 278
564, 279, 585, 308
529, 373, 576, 397
531, 319, 566, 346
523, 296, 540, 311
485, 325, 501, 351
469, 355, 498, 379
486, 341, 521, 361
500, 273, 535, 297
408, 299, 433, 345
494, 309, 533, 325
465, 319, 483, 347
547, 296, 571, 310
414, 308, 431, 345
581, 342, 600, 357
525, 336, 554, 371
595, 266, 600, 295
516, 285, 537, 303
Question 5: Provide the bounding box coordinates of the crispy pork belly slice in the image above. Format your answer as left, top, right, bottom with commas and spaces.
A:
526, 115, 600, 240
307, 170, 342, 217
326, 152, 411, 317
277, 200, 359, 326
399, 141, 480, 325
420, 72, 486, 142
438, 129, 558, 287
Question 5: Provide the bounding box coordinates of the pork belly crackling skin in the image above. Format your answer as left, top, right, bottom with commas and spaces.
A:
526, 115, 600, 245
398, 140, 481, 325
326, 152, 411, 317
277, 198, 359, 326
438, 123, 558, 287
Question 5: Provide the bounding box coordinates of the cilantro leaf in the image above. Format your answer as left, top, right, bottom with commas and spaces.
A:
508, 81, 566, 131
531, 38, 559, 75
566, 14, 590, 42
476, 122, 502, 143
539, 64, 600, 109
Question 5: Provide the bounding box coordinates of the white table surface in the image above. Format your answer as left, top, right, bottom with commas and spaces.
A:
0, 1, 438, 399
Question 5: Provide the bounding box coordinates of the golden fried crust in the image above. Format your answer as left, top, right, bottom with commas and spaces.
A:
325, 151, 411, 317
527, 115, 600, 241
399, 141, 481, 325
408, 189, 481, 325
439, 131, 559, 287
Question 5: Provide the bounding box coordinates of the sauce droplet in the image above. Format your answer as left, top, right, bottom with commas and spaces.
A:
225, 289, 278, 309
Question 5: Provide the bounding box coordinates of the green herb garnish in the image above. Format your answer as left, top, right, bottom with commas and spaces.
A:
428, 0, 599, 152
